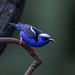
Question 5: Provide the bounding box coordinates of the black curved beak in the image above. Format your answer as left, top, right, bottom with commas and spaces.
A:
49, 38, 55, 42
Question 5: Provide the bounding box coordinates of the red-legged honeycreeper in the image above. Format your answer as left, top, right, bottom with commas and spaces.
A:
9, 22, 55, 55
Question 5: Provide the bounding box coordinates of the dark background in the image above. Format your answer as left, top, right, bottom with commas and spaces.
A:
0, 0, 75, 75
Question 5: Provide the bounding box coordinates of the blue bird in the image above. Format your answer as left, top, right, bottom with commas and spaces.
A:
9, 22, 55, 55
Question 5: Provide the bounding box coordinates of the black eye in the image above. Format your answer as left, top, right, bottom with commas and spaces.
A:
41, 37, 49, 41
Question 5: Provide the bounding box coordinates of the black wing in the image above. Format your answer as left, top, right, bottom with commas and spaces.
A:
18, 23, 43, 39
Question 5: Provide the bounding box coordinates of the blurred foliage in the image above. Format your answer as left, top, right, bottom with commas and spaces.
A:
0, 0, 75, 75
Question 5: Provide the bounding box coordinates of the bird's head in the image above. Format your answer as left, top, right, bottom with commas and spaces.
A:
38, 33, 55, 46
40, 33, 55, 42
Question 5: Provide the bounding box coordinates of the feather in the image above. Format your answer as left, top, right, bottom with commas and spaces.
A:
18, 23, 43, 39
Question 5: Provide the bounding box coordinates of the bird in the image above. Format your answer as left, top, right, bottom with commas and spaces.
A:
9, 22, 55, 55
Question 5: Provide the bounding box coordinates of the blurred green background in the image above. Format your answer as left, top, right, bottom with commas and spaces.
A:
0, 0, 75, 75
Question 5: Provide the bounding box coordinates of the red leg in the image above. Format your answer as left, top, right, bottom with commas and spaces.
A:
19, 37, 23, 45
30, 47, 34, 55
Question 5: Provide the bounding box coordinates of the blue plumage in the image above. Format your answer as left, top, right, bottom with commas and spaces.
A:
9, 22, 55, 47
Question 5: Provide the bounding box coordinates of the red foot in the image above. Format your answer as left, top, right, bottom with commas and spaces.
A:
30, 47, 34, 55
19, 37, 23, 45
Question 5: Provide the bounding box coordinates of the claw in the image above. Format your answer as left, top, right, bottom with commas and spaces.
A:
30, 47, 34, 55
19, 37, 23, 45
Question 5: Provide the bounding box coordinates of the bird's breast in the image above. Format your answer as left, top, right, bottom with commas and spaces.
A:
20, 31, 37, 47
